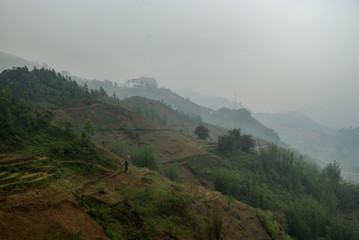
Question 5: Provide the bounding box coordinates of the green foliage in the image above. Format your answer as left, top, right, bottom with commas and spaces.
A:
163, 163, 180, 181
78, 184, 197, 240
123, 100, 168, 125
283, 196, 359, 240
218, 128, 255, 153
82, 119, 94, 138
121, 184, 196, 238
194, 124, 209, 140
0, 86, 119, 173
205, 208, 223, 240
257, 210, 290, 240
213, 169, 240, 197
322, 161, 341, 193
132, 146, 159, 170
0, 67, 100, 109
108, 141, 128, 158
208, 142, 359, 240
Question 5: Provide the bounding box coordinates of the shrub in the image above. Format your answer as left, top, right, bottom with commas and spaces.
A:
164, 163, 180, 181
132, 146, 159, 170
109, 141, 128, 158
194, 124, 209, 140
213, 169, 240, 197
218, 129, 255, 153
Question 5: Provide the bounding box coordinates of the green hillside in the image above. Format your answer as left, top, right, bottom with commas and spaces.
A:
1, 67, 359, 240
121, 96, 227, 141
254, 112, 359, 183
0, 68, 274, 239
73, 77, 285, 146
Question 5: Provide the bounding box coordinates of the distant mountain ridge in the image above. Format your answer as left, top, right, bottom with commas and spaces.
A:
0, 51, 285, 146
173, 88, 241, 110
254, 111, 359, 182
254, 111, 330, 147
0, 51, 41, 72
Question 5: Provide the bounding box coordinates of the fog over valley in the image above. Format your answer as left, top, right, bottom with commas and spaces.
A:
1, 0, 359, 128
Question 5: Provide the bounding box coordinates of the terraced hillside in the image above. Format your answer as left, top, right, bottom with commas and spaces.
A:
52, 101, 210, 163
121, 96, 228, 141
0, 150, 277, 240
0, 155, 56, 190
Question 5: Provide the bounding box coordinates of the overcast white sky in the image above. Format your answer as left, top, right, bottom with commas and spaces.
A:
1, 0, 359, 127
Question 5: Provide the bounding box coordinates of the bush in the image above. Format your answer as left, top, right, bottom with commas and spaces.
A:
213, 169, 240, 197
284, 197, 329, 240
205, 207, 223, 240
132, 146, 159, 170
218, 129, 255, 153
163, 163, 180, 181
109, 141, 128, 158
194, 124, 209, 140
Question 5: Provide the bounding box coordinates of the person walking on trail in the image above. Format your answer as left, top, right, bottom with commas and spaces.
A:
124, 160, 129, 173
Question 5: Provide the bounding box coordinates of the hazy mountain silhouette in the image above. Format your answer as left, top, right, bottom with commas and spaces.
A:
0, 51, 41, 72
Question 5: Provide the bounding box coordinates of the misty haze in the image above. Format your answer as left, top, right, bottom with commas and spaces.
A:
1, 0, 359, 239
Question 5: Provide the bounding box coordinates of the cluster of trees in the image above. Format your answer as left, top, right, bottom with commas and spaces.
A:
0, 89, 50, 151
0, 72, 117, 169
124, 101, 168, 126
211, 143, 359, 240
131, 146, 159, 170
194, 124, 209, 140
0, 67, 107, 109
217, 129, 255, 153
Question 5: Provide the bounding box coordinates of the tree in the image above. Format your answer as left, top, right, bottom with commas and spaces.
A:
241, 134, 255, 152
194, 124, 209, 140
322, 161, 341, 193
99, 87, 107, 98
82, 119, 94, 138
218, 128, 255, 153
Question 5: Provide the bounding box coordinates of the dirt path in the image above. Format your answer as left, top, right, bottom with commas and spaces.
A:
52, 102, 104, 112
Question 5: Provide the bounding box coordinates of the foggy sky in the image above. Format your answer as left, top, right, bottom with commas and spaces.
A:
1, 0, 359, 128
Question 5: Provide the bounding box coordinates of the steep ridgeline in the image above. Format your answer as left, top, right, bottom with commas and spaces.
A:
254, 112, 359, 182
75, 77, 285, 146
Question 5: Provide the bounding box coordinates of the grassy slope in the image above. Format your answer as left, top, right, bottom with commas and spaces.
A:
112, 86, 284, 146
0, 140, 274, 240
52, 101, 209, 162
121, 96, 228, 141
48, 99, 291, 239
